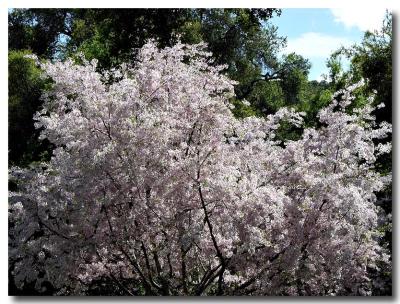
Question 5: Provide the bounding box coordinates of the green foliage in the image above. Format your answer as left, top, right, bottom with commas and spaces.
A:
179, 20, 203, 44
230, 98, 258, 118
8, 50, 52, 167
298, 86, 332, 127
279, 53, 311, 105
326, 51, 348, 91
65, 9, 194, 68
8, 9, 73, 58
182, 9, 287, 109
248, 81, 285, 115
275, 121, 303, 143
350, 13, 392, 124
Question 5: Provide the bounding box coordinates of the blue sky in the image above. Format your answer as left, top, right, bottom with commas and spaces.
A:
270, 8, 388, 80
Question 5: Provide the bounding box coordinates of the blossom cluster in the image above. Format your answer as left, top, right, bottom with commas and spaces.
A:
9, 42, 391, 295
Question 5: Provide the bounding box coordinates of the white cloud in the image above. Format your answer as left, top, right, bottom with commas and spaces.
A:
331, 8, 388, 32
283, 32, 353, 58
315, 74, 326, 82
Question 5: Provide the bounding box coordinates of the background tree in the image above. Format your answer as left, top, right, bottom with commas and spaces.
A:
8, 50, 52, 167
8, 9, 73, 58
66, 9, 194, 68
347, 13, 392, 125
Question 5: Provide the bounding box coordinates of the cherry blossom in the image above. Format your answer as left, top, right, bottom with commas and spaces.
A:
9, 41, 391, 295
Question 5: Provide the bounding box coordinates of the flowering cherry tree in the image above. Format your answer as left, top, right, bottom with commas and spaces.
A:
9, 42, 391, 295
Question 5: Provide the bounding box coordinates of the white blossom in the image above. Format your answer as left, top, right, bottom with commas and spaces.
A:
9, 41, 391, 296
